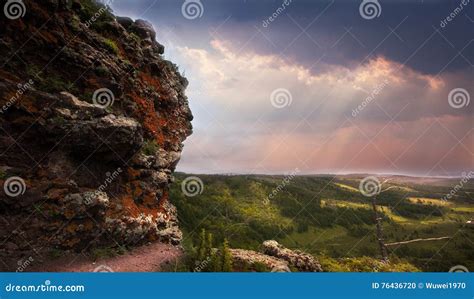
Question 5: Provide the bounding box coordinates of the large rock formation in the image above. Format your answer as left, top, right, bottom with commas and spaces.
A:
0, 0, 192, 266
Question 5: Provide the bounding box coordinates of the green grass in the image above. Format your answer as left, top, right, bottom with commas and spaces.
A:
77, 0, 114, 32
129, 32, 142, 44
142, 140, 159, 156
26, 64, 78, 94
318, 255, 420, 272
103, 39, 120, 55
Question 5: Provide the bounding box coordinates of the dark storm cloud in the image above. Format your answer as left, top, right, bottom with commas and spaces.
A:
111, 0, 474, 74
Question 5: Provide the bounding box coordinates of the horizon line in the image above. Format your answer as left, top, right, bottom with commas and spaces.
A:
175, 171, 470, 179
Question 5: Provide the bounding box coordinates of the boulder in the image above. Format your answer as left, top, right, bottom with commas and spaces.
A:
116, 16, 134, 29
130, 19, 156, 41
229, 248, 291, 272
262, 240, 323, 272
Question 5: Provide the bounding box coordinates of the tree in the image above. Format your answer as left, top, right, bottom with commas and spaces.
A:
220, 238, 233, 272
197, 229, 206, 261
371, 196, 389, 263
205, 232, 213, 257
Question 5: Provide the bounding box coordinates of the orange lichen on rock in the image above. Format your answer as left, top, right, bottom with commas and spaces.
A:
128, 91, 162, 142
119, 193, 160, 220
139, 72, 162, 89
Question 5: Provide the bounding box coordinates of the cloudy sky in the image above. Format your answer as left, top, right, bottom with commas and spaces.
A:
110, 0, 473, 176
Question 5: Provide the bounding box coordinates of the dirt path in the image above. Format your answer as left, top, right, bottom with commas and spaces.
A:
29, 243, 183, 272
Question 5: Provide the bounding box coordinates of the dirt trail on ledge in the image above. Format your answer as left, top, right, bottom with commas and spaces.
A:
29, 243, 182, 273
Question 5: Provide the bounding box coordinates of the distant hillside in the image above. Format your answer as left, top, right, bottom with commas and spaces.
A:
170, 173, 474, 272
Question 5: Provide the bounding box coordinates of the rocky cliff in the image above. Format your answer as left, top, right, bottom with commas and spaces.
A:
0, 0, 193, 264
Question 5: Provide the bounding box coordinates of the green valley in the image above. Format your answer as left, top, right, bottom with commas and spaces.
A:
170, 174, 474, 272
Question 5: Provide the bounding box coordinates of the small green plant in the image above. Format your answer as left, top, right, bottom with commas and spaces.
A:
26, 64, 41, 80
0, 169, 6, 180
103, 39, 120, 55
95, 65, 110, 77
51, 116, 66, 126
194, 229, 218, 272
83, 91, 94, 104
129, 32, 141, 44
142, 140, 159, 156
48, 248, 64, 259
105, 106, 114, 114
78, 0, 114, 32
197, 229, 207, 261
252, 261, 271, 272
26, 65, 78, 94
220, 238, 233, 272
70, 15, 82, 32
33, 204, 43, 214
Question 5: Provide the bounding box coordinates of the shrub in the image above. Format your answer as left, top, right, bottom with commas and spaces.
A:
48, 249, 64, 259
220, 239, 233, 272
318, 254, 420, 272
142, 140, 159, 156
95, 65, 110, 77
129, 32, 141, 44
70, 15, 82, 32
26, 65, 78, 94
252, 262, 271, 272
78, 0, 114, 32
